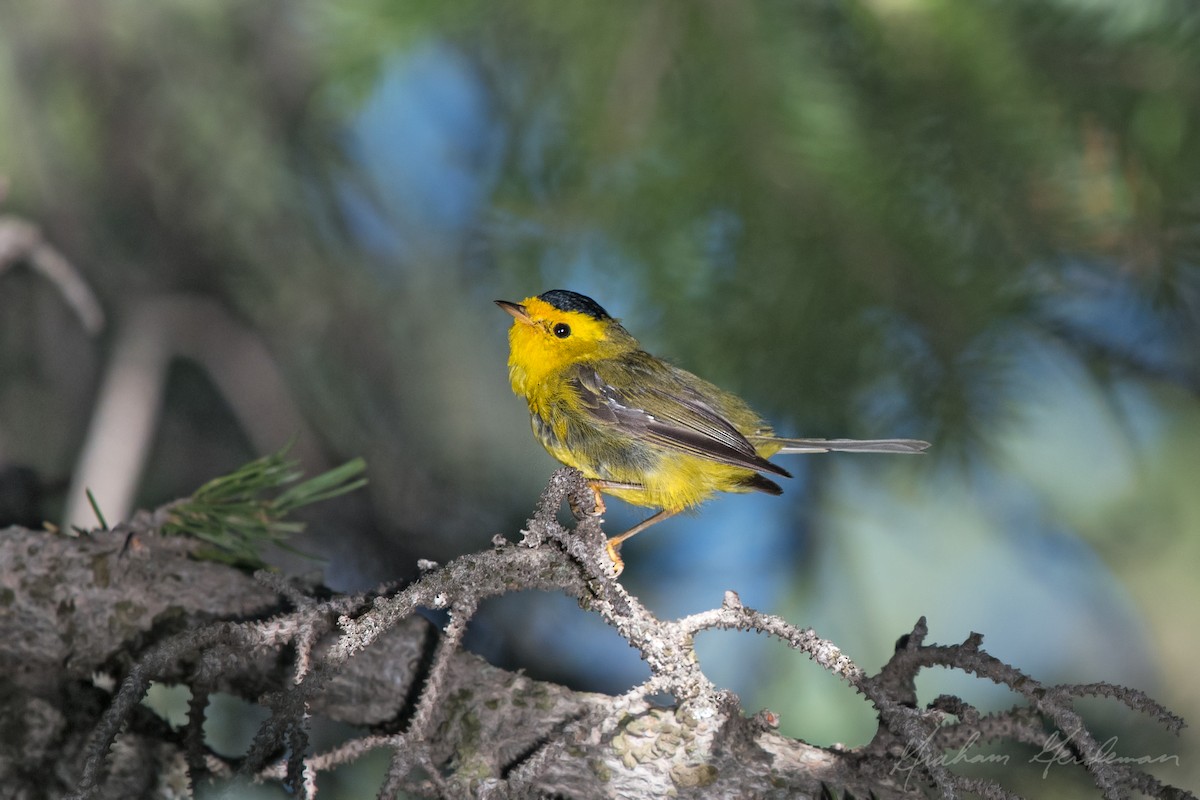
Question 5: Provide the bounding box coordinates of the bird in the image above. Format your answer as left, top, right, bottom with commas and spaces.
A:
497, 289, 929, 574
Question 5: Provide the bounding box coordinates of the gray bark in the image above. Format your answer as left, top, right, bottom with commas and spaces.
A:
0, 470, 1190, 799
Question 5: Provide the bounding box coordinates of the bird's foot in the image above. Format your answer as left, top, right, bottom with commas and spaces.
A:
588, 483, 607, 516
568, 484, 606, 520
604, 537, 625, 578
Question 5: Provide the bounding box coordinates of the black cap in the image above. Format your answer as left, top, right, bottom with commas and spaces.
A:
538, 289, 611, 320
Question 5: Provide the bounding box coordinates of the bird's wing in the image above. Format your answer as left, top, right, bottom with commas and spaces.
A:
568, 362, 791, 478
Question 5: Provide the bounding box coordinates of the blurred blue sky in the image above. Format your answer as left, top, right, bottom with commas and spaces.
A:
340, 44, 500, 265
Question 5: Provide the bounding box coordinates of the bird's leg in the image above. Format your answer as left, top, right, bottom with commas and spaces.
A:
607, 508, 676, 550
565, 478, 655, 576
604, 509, 677, 576
575, 478, 643, 517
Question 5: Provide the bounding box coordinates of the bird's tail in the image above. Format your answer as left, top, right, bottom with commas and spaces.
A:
757, 436, 930, 455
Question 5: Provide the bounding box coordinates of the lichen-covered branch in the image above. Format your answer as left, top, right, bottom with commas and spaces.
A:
1, 469, 1192, 800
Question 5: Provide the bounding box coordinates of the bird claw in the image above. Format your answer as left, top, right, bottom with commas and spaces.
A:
567, 482, 607, 519
604, 539, 625, 578
588, 484, 607, 516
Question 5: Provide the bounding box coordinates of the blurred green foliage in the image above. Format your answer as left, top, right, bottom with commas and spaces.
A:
2, 0, 1197, 500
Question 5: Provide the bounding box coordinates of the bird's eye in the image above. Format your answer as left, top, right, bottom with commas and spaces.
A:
553, 323, 571, 338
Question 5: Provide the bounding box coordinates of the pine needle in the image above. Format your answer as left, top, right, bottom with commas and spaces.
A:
85, 488, 109, 530
161, 445, 367, 568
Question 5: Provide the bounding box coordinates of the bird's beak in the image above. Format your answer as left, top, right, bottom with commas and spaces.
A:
495, 300, 532, 324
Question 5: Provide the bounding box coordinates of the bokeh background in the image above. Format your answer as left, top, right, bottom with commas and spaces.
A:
2, 1, 1198, 796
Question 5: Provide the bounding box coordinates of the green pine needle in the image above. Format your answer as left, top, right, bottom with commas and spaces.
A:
160, 445, 367, 568
85, 488, 109, 531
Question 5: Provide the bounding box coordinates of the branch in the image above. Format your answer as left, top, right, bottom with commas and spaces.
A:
1, 469, 1191, 799
0, 214, 105, 335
